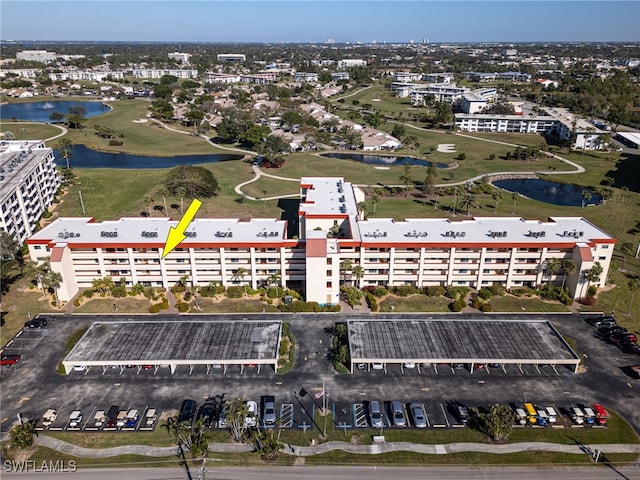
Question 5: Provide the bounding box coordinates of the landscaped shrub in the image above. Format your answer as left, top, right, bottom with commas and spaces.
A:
365, 292, 378, 312
266, 287, 281, 299
177, 302, 190, 313
73, 298, 81, 307
588, 285, 597, 297
226, 286, 244, 298
82, 289, 94, 298
480, 303, 492, 312
391, 285, 420, 297
446, 286, 470, 300
425, 285, 446, 297
449, 300, 465, 312
171, 285, 185, 294
111, 285, 127, 298
341, 286, 363, 306
488, 283, 506, 296
149, 303, 162, 313
477, 288, 494, 300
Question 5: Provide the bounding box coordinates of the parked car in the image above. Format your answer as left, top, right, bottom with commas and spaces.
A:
24, 316, 48, 329
115, 409, 128, 427
68, 410, 83, 428
457, 405, 470, 425
245, 400, 258, 427
571, 407, 585, 425
144, 408, 158, 427
391, 401, 406, 427
94, 410, 106, 428
597, 325, 626, 338
409, 403, 427, 428
261, 395, 276, 425
42, 409, 58, 428
582, 406, 596, 425
125, 409, 139, 428
197, 400, 216, 427
178, 399, 198, 425
593, 404, 608, 425
585, 315, 615, 327
371, 362, 384, 370
610, 333, 638, 344
514, 407, 527, 425
0, 354, 20, 366
620, 342, 640, 354
545, 406, 558, 423
217, 405, 228, 428
106, 405, 120, 428
368, 400, 383, 428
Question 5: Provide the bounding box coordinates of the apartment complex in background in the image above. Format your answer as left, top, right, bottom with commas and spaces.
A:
1, 140, 60, 244
27, 177, 614, 304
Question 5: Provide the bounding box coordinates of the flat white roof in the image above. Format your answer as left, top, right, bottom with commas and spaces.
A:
0, 141, 52, 198
617, 131, 640, 145
28, 217, 287, 245
299, 177, 359, 217
356, 216, 614, 245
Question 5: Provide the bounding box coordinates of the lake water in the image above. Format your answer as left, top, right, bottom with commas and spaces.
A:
56, 145, 243, 169
320, 152, 448, 168
493, 178, 602, 207
0, 100, 111, 123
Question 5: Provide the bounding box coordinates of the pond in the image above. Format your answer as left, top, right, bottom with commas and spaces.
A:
1, 100, 111, 123
320, 152, 448, 168
56, 145, 243, 169
493, 178, 602, 207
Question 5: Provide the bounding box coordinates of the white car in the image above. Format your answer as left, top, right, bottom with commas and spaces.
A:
69, 410, 83, 428
245, 400, 257, 427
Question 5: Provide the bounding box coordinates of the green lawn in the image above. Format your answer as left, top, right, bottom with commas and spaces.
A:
0, 121, 63, 140
489, 295, 571, 313
378, 295, 452, 312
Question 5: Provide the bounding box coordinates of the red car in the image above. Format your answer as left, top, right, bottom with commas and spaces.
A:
1, 354, 21, 366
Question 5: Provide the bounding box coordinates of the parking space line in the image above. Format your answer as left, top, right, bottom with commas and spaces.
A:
439, 403, 450, 427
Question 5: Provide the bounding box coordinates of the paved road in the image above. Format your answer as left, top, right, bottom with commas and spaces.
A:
3, 465, 640, 480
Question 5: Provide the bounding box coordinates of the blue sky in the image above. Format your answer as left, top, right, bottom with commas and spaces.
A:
2, 1, 639, 43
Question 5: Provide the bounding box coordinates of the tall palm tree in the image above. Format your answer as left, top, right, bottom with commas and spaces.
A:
581, 189, 593, 208
351, 265, 364, 289
583, 262, 603, 297
399, 165, 414, 197
233, 267, 248, 293
628, 277, 640, 315
44, 270, 63, 304
339, 259, 353, 286
545, 258, 562, 289
23, 260, 49, 297
492, 190, 503, 210
511, 192, 518, 214
459, 192, 479, 215
267, 272, 282, 297
561, 259, 577, 289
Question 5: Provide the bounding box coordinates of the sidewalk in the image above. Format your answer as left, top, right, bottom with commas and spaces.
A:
34, 435, 640, 459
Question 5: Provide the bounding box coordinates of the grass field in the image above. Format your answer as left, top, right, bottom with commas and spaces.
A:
0, 121, 63, 140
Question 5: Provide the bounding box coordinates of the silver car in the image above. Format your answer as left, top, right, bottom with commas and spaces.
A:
391, 401, 406, 427
368, 400, 383, 428
409, 403, 427, 428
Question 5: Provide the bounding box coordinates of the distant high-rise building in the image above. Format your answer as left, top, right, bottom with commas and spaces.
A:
326, 38, 335, 44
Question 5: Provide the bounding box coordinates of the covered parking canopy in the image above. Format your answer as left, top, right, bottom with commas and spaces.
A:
347, 318, 580, 374
62, 319, 281, 375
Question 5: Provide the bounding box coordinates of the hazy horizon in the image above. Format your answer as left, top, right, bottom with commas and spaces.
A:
1, 1, 638, 44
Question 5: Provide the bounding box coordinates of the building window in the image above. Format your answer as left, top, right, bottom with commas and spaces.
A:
602, 245, 609, 249
327, 281, 332, 288
34, 245, 41, 250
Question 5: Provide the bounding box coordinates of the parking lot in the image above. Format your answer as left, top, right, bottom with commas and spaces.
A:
0, 313, 639, 438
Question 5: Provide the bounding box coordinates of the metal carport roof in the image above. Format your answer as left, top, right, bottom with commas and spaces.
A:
62, 319, 282, 375
347, 318, 580, 373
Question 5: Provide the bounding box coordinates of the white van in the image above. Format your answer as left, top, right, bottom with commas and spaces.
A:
515, 408, 527, 425
545, 406, 557, 423
571, 407, 585, 425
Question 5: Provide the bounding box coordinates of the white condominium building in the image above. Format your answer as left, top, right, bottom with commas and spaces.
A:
27, 177, 615, 304
1, 141, 60, 244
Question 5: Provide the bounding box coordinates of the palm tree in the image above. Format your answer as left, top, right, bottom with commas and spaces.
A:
620, 242, 634, 271
267, 272, 282, 297
339, 259, 353, 286
208, 280, 219, 299
55, 137, 73, 169
452, 186, 461, 216
23, 260, 49, 296
511, 192, 518, 214
561, 259, 577, 289
584, 262, 603, 297
399, 165, 413, 197
628, 277, 640, 315
545, 258, 562, 289
459, 192, 479, 215
8, 421, 37, 449
224, 397, 250, 443
91, 277, 115, 296
44, 270, 63, 304
351, 265, 364, 289
581, 189, 592, 208
232, 267, 248, 293
492, 190, 503, 210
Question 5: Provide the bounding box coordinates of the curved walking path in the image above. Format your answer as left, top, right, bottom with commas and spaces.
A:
34, 435, 640, 459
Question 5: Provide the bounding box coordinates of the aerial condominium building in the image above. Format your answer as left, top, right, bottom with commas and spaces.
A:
1, 140, 60, 244
26, 177, 615, 304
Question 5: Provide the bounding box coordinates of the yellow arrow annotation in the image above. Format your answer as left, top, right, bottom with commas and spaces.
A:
162, 199, 202, 259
